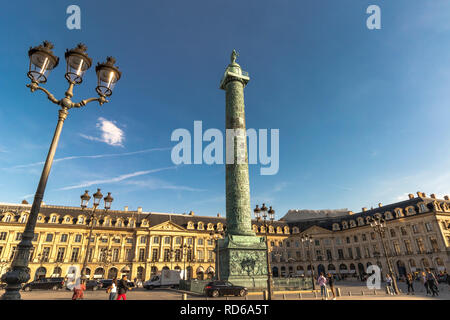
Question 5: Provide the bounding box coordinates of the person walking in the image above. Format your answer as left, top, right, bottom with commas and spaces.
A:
317, 273, 328, 300
425, 269, 439, 297
106, 277, 118, 300
72, 279, 86, 300
406, 273, 414, 295
117, 275, 132, 300
385, 274, 394, 295
421, 271, 431, 295
326, 273, 336, 300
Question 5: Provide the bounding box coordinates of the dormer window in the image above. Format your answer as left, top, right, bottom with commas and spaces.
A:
198, 222, 204, 230
4, 215, 11, 223
187, 222, 194, 229
51, 216, 57, 223
419, 203, 427, 212
20, 215, 27, 223
78, 217, 84, 224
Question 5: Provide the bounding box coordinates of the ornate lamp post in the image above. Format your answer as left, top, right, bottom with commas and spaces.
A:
1, 41, 121, 300
301, 234, 316, 290
369, 217, 399, 294
209, 230, 224, 281
253, 203, 275, 300
80, 189, 113, 281
181, 243, 191, 280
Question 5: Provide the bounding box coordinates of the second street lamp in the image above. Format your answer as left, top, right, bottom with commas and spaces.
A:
80, 189, 113, 281
301, 234, 316, 290
369, 217, 399, 295
209, 231, 224, 281
254, 203, 275, 300
1, 41, 121, 300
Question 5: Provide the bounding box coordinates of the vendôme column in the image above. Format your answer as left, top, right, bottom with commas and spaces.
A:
220, 49, 253, 236
218, 50, 267, 289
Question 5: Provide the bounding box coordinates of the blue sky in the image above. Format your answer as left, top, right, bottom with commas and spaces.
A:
1, 1, 450, 219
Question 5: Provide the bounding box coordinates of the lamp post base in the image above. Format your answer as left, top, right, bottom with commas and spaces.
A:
1, 268, 30, 300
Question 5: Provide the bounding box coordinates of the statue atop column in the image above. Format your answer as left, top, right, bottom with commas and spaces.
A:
230, 49, 239, 64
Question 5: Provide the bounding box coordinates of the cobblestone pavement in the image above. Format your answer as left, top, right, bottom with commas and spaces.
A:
6, 281, 449, 300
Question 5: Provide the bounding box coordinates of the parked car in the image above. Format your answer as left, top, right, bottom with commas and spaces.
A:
99, 279, 135, 289
22, 277, 65, 291
99, 279, 113, 289
204, 281, 247, 297
86, 280, 102, 291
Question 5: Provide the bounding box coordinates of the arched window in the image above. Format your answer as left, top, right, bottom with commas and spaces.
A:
197, 222, 204, 230
20, 215, 27, 223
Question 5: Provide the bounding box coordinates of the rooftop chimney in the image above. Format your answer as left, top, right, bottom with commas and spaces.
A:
408, 194, 414, 199
378, 203, 382, 208
124, 206, 128, 211
189, 211, 194, 216
217, 213, 221, 217
362, 207, 367, 212
137, 207, 142, 213
430, 194, 436, 199
348, 211, 354, 215
444, 195, 449, 201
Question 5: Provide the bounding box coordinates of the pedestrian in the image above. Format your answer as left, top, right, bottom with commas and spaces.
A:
421, 271, 431, 295
326, 273, 336, 300
317, 273, 328, 300
406, 273, 414, 295
106, 277, 118, 300
72, 279, 86, 300
117, 275, 132, 300
385, 274, 394, 295
425, 269, 439, 297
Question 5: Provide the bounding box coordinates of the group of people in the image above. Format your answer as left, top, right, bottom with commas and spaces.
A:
317, 273, 337, 300
386, 269, 441, 296
71, 275, 133, 300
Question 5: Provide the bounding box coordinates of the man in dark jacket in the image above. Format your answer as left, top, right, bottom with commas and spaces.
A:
117, 275, 132, 300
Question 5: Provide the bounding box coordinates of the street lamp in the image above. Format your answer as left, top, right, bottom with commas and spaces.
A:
181, 243, 191, 280
209, 230, 224, 281
80, 189, 113, 281
369, 217, 399, 294
301, 234, 316, 290
1, 41, 121, 300
253, 203, 275, 300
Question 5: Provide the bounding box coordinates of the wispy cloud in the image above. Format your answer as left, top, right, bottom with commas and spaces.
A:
80, 117, 124, 147
125, 178, 205, 192
57, 166, 178, 191
273, 182, 288, 193
5, 147, 170, 170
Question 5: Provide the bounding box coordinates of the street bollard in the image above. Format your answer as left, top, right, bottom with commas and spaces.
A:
373, 289, 377, 295
348, 291, 351, 296
314, 291, 317, 298
263, 290, 268, 300
299, 292, 302, 300
361, 290, 364, 296
283, 294, 286, 300
182, 293, 187, 300
226, 296, 229, 300
245, 295, 248, 300
336, 288, 341, 297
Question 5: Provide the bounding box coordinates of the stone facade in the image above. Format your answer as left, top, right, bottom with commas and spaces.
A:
0, 192, 448, 284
